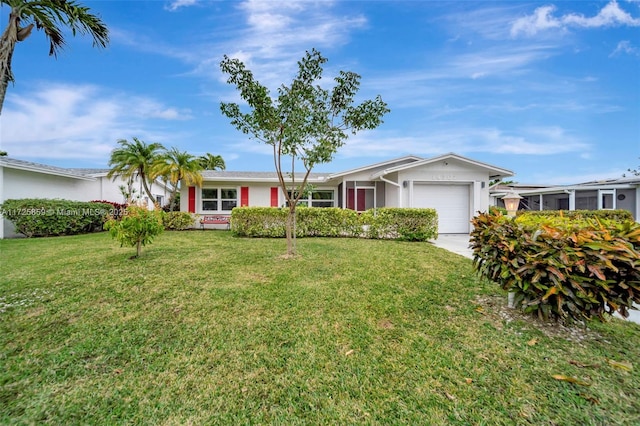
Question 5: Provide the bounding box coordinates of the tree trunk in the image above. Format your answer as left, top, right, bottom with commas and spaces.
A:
286, 205, 296, 256
139, 172, 156, 206
136, 239, 142, 258
168, 187, 178, 212
0, 11, 19, 116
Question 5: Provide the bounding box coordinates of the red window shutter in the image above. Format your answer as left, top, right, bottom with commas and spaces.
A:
188, 186, 196, 213
240, 186, 249, 207
270, 187, 279, 207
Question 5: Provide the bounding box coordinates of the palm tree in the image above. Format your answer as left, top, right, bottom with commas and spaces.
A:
157, 148, 203, 211
0, 0, 109, 114
107, 138, 166, 203
198, 153, 226, 170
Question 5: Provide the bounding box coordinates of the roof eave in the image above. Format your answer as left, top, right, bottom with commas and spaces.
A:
1, 162, 96, 181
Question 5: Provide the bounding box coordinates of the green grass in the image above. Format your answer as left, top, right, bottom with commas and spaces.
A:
1, 231, 639, 425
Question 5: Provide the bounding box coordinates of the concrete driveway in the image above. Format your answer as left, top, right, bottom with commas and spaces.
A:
431, 234, 640, 325
430, 233, 473, 259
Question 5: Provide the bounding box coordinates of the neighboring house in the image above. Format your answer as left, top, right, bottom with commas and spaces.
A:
181, 153, 514, 233
0, 157, 171, 239
491, 177, 640, 221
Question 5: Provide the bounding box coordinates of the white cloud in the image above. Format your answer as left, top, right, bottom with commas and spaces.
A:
610, 40, 640, 56
511, 1, 640, 37
165, 0, 198, 12
563, 0, 640, 27
511, 5, 563, 37
319, 126, 591, 160
1, 84, 192, 161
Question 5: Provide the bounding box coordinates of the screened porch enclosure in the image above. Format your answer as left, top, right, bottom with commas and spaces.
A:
338, 181, 386, 212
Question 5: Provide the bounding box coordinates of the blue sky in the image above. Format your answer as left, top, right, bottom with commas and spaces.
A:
1, 0, 639, 184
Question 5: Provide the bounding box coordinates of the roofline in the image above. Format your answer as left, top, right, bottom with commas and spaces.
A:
513, 183, 640, 195
200, 176, 330, 183
326, 155, 423, 179
372, 152, 514, 179
0, 158, 96, 181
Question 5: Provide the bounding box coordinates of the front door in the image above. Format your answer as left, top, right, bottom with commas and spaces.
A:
347, 188, 366, 211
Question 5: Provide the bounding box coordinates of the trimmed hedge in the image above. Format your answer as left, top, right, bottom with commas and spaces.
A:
0, 199, 115, 237
231, 207, 438, 241
519, 209, 633, 221
470, 211, 640, 322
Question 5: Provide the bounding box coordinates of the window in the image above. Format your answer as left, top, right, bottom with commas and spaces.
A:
202, 188, 218, 211
310, 190, 334, 208
202, 188, 237, 211
221, 189, 238, 210
287, 189, 335, 208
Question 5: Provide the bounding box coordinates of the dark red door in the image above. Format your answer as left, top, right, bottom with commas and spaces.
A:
347, 188, 366, 211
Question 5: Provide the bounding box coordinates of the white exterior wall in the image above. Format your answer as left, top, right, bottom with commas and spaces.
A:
1, 168, 168, 238
249, 184, 277, 207
382, 172, 401, 207
397, 161, 491, 216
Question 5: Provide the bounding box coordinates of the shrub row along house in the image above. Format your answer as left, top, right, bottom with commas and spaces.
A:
3, 153, 639, 239
181, 153, 513, 233
0, 157, 170, 239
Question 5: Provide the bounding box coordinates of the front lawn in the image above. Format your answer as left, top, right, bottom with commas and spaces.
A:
1, 231, 638, 424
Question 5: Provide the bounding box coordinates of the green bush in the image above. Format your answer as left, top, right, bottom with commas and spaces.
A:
163, 212, 195, 230
296, 207, 362, 237
231, 207, 438, 241
519, 209, 633, 221
0, 199, 114, 237
231, 207, 289, 237
470, 211, 640, 322
104, 204, 164, 258
489, 205, 507, 216
363, 208, 438, 241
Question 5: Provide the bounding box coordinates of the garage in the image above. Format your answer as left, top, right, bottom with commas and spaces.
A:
412, 184, 470, 233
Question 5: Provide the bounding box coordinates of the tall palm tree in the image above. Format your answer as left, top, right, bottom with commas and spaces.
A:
107, 138, 166, 203
0, 0, 109, 114
198, 153, 226, 170
157, 148, 203, 211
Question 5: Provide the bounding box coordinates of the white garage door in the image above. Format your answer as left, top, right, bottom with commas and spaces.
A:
413, 184, 470, 233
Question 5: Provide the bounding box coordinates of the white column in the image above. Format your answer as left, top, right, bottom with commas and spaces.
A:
473, 181, 482, 213
568, 190, 575, 211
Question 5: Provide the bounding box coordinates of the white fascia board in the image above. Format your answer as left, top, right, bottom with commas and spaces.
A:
371, 152, 514, 179
199, 176, 329, 183
326, 155, 423, 180
1, 162, 96, 181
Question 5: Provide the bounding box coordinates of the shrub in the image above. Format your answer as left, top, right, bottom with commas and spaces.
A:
231, 207, 438, 241
470, 211, 640, 322
104, 204, 164, 258
296, 207, 362, 237
163, 212, 195, 230
0, 199, 113, 237
518, 209, 633, 221
364, 208, 438, 241
489, 205, 507, 216
231, 207, 289, 238
90, 200, 127, 220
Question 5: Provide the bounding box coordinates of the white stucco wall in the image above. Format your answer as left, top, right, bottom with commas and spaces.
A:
1, 167, 169, 238
395, 159, 491, 214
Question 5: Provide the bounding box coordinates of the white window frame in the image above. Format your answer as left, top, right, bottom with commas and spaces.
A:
201, 187, 238, 212
286, 189, 336, 208
598, 189, 616, 210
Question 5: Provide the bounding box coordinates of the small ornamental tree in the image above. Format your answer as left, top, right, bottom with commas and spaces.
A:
105, 204, 164, 258
220, 48, 389, 256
